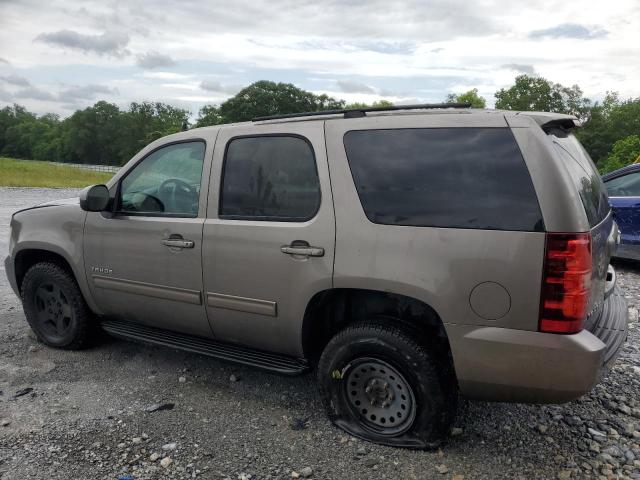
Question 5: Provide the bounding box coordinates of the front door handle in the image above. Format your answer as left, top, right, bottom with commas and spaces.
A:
281, 246, 325, 257
161, 235, 195, 249
281, 241, 324, 257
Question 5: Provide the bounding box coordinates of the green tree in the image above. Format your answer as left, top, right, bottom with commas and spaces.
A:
445, 88, 486, 108
217, 80, 345, 122
344, 100, 394, 110
599, 135, 640, 173
0, 104, 36, 156
578, 93, 640, 166
30, 114, 62, 161
62, 101, 124, 165
495, 75, 591, 121
195, 105, 224, 128
119, 102, 190, 163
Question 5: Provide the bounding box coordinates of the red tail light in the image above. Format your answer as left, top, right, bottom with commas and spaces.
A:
539, 232, 592, 334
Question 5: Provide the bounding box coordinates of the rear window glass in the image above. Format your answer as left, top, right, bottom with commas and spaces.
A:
550, 133, 609, 227
343, 128, 543, 231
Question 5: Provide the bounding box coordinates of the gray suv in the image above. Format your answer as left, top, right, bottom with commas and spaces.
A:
4, 104, 629, 448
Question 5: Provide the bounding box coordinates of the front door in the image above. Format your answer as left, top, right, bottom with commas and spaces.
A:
84, 138, 214, 338
202, 122, 335, 356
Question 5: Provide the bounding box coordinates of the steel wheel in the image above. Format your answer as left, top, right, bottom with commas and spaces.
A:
344, 357, 417, 436
318, 322, 457, 448
33, 282, 75, 338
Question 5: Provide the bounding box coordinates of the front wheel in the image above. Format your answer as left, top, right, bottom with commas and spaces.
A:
317, 322, 457, 449
21, 262, 95, 349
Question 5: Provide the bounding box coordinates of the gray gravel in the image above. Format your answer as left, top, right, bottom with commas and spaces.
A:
1, 187, 639, 480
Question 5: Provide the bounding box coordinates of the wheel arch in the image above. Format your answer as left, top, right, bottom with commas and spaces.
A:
301, 288, 454, 367
15, 248, 70, 289
13, 246, 98, 313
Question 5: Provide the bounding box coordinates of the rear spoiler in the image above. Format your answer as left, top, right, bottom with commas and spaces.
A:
513, 111, 581, 133
539, 118, 581, 133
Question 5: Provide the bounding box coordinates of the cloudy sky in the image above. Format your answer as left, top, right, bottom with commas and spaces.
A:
0, 0, 639, 117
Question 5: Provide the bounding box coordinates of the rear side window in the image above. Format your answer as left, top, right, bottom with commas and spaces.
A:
550, 133, 609, 227
343, 128, 543, 231
220, 135, 320, 221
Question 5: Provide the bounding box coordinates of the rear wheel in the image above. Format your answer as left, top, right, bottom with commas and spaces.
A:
317, 321, 456, 449
21, 262, 94, 349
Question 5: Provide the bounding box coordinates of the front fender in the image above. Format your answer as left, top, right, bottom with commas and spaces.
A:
10, 205, 101, 314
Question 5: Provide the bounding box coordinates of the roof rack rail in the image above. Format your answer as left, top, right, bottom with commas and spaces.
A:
252, 102, 472, 122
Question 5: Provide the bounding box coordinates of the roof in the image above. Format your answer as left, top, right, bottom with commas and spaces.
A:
188, 105, 580, 132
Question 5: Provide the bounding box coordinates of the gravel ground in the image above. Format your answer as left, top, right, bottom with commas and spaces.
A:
0, 187, 639, 480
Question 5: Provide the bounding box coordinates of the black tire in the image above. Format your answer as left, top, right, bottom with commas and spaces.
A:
21, 262, 94, 349
317, 321, 457, 449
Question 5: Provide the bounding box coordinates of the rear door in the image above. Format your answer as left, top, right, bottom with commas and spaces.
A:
202, 122, 335, 356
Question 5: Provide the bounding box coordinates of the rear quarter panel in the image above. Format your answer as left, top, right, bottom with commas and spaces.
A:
511, 118, 614, 315
507, 116, 589, 233
325, 114, 546, 331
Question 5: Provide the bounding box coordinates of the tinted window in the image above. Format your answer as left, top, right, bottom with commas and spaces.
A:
220, 136, 320, 221
119, 141, 205, 216
605, 172, 640, 197
550, 133, 609, 227
343, 128, 543, 231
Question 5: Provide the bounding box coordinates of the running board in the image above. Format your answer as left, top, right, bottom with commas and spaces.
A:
101, 320, 309, 376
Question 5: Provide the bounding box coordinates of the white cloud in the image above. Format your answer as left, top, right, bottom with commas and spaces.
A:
1, 74, 31, 87
14, 86, 57, 101
529, 23, 608, 40
200, 80, 241, 95
136, 51, 176, 69
0, 0, 637, 115
502, 64, 537, 76
57, 84, 118, 102
35, 29, 130, 57
140, 72, 191, 80
336, 80, 377, 94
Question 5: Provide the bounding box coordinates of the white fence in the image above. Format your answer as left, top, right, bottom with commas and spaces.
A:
51, 162, 120, 174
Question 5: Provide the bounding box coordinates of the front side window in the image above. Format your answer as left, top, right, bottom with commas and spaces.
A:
119, 141, 205, 216
220, 135, 320, 221
343, 127, 543, 231
605, 172, 640, 197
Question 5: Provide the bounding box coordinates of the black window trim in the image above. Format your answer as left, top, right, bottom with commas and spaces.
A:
218, 133, 322, 222
341, 126, 545, 233
113, 138, 207, 219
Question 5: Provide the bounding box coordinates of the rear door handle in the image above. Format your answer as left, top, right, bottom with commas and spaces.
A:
161, 235, 195, 249
281, 241, 324, 257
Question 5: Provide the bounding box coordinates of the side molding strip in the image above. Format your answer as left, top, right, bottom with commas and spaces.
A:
206, 292, 277, 317
93, 275, 202, 305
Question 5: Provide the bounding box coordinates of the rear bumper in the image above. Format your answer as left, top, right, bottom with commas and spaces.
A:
585, 287, 628, 368
447, 289, 628, 403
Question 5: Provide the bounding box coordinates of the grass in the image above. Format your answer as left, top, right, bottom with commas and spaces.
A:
0, 157, 114, 188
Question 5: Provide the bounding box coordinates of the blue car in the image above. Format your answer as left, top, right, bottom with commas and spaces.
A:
602, 163, 640, 260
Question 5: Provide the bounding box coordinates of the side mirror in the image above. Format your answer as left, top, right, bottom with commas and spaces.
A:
80, 184, 110, 212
